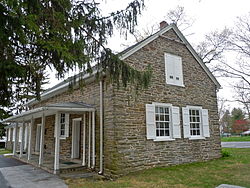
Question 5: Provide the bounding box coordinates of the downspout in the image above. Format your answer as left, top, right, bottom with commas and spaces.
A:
99, 80, 103, 174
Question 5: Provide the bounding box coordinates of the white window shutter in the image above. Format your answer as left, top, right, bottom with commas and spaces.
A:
172, 106, 181, 138
65, 113, 70, 137
174, 56, 183, 86
202, 109, 210, 137
165, 54, 175, 85
182, 107, 190, 138
146, 104, 156, 139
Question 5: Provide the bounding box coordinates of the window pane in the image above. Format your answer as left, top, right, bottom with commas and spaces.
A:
156, 122, 160, 128
160, 130, 164, 136
156, 114, 159, 121
160, 107, 164, 113
160, 115, 164, 121
165, 130, 170, 136
156, 130, 159, 136
197, 130, 200, 135
164, 108, 169, 114
155, 107, 159, 113
160, 122, 164, 128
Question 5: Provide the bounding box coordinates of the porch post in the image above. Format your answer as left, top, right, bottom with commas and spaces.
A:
28, 117, 34, 161
54, 112, 60, 174
88, 112, 91, 168
92, 111, 95, 168
39, 113, 45, 166
19, 121, 25, 158
82, 113, 86, 166
13, 123, 18, 156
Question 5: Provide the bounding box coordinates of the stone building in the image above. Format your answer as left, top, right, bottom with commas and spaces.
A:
4, 22, 221, 176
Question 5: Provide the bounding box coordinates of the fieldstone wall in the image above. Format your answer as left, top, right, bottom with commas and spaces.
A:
111, 28, 221, 175
15, 28, 222, 177
30, 80, 115, 173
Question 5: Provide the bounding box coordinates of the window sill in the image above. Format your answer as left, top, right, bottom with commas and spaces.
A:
60, 137, 66, 140
154, 137, 175, 142
166, 83, 185, 88
189, 137, 205, 140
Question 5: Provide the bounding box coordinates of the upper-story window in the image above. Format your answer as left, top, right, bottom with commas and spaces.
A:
165, 53, 184, 87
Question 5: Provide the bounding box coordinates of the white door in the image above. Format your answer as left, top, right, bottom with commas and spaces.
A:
35, 124, 41, 152
72, 120, 81, 158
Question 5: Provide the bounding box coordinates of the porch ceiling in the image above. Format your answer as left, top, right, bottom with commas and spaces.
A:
2, 102, 95, 123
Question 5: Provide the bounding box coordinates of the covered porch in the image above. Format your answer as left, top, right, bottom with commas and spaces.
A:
3, 102, 100, 174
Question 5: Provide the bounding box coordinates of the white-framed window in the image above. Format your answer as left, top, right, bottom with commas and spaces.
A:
182, 106, 210, 139
57, 113, 69, 139
155, 106, 171, 138
8, 128, 11, 141
60, 113, 66, 136
146, 103, 181, 141
165, 53, 184, 87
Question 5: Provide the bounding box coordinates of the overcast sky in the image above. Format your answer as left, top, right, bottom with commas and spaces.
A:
46, 0, 250, 110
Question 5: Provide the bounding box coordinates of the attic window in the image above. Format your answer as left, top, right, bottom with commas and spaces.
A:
165, 53, 184, 87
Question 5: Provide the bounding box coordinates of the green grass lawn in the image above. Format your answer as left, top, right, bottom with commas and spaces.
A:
0, 149, 12, 155
221, 136, 250, 142
66, 148, 250, 188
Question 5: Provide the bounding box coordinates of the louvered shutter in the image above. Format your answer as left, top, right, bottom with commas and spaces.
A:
182, 107, 190, 138
65, 113, 70, 137
172, 106, 181, 138
165, 54, 175, 85
174, 56, 183, 86
202, 109, 210, 137
146, 104, 156, 139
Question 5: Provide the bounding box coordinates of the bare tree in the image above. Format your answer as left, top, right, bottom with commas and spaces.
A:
196, 28, 232, 65
165, 5, 194, 32
129, 6, 194, 44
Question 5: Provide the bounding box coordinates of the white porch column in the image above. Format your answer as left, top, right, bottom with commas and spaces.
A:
19, 121, 25, 158
39, 113, 45, 166
92, 111, 95, 168
88, 112, 91, 168
82, 113, 86, 166
54, 112, 60, 174
13, 123, 18, 156
28, 117, 34, 161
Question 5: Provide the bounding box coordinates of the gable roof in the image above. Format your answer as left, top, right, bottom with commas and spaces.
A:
119, 24, 220, 88
27, 24, 220, 106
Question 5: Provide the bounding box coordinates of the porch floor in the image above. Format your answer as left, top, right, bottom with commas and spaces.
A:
17, 153, 87, 174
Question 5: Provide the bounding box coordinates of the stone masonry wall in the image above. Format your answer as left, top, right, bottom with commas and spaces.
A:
30, 80, 115, 173
22, 28, 221, 177
111, 28, 221, 175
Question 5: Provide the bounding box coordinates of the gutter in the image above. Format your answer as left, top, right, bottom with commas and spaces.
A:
99, 80, 104, 174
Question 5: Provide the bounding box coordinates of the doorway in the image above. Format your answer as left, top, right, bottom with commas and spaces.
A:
72, 119, 81, 159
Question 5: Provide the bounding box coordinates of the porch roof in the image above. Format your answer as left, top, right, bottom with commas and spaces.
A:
2, 102, 95, 123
